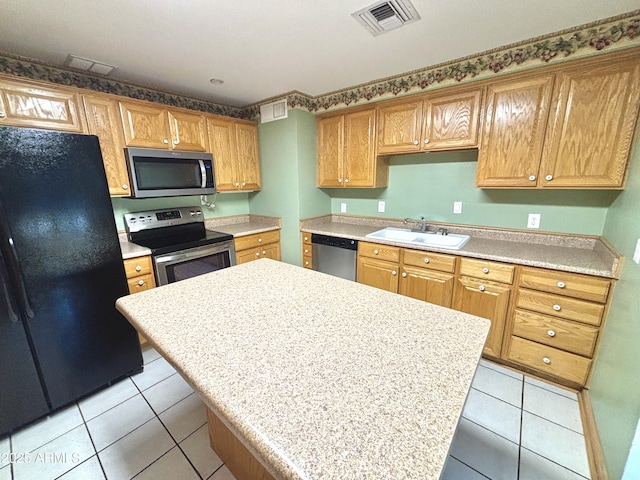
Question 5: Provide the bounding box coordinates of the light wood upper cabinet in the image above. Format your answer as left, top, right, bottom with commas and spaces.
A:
207, 117, 261, 191
539, 58, 640, 188
317, 107, 387, 188
476, 75, 554, 187
82, 95, 130, 197
119, 100, 207, 151
0, 78, 86, 132
377, 87, 482, 155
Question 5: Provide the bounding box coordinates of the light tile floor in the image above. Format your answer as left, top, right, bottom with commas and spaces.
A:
0, 351, 590, 479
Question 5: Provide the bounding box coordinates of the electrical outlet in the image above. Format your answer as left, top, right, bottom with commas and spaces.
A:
453, 201, 462, 214
633, 238, 640, 265
378, 201, 385, 213
340, 202, 347, 213
527, 213, 541, 229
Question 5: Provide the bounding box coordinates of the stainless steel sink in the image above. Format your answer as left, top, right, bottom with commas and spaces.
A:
365, 227, 470, 250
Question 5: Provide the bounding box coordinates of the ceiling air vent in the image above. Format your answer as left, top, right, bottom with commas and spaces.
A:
260, 98, 288, 123
352, 0, 421, 36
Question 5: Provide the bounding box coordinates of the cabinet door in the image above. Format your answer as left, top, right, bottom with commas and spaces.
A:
539, 59, 640, 188
453, 276, 511, 358
119, 101, 172, 149
399, 265, 454, 308
476, 75, 554, 187
0, 80, 85, 132
357, 256, 399, 293
235, 122, 261, 190
207, 118, 239, 191
317, 115, 344, 187
377, 99, 424, 154
261, 243, 281, 261
83, 95, 130, 197
423, 88, 482, 151
168, 110, 208, 151
344, 108, 376, 187
236, 248, 260, 264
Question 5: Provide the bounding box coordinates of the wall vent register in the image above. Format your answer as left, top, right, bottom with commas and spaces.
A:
352, 0, 421, 36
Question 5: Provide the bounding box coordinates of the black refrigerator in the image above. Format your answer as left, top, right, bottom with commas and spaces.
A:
0, 126, 143, 437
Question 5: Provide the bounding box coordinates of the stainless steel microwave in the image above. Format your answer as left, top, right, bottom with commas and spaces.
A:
124, 147, 216, 198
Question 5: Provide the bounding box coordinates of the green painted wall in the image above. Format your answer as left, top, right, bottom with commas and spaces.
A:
589, 124, 640, 479
328, 151, 617, 235
111, 193, 249, 231
250, 109, 330, 265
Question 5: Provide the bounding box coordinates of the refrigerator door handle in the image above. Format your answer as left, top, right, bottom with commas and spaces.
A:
0, 256, 20, 323
5, 238, 34, 319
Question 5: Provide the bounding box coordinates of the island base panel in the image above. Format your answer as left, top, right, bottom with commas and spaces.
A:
207, 408, 276, 480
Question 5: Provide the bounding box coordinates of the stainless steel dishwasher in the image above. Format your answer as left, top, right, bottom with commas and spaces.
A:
311, 234, 358, 281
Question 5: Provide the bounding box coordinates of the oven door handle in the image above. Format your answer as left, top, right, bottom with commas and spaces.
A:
199, 160, 207, 188
155, 243, 234, 266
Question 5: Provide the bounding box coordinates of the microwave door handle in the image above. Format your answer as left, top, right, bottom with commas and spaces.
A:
199, 160, 206, 188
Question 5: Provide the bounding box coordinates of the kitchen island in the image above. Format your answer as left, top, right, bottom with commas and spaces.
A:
115, 259, 490, 480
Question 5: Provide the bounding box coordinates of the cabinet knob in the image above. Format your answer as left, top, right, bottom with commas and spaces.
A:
424, 258, 430, 264
0, 112, 5, 118
413, 140, 419, 145
258, 238, 262, 243
235, 182, 239, 187
304, 249, 309, 254
345, 178, 349, 183
255, 252, 260, 257
402, 272, 407, 278
135, 265, 142, 272
338, 178, 343, 183
304, 236, 308, 241
547, 330, 556, 337
543, 357, 551, 364
482, 267, 489, 274
478, 285, 485, 292
173, 140, 179, 145
373, 249, 379, 255
424, 138, 430, 144
137, 280, 144, 286
262, 250, 266, 255
163, 139, 169, 144
557, 281, 566, 288
545, 174, 553, 181
553, 304, 561, 311
122, 184, 129, 190
391, 270, 397, 276
529, 175, 536, 181
305, 261, 309, 266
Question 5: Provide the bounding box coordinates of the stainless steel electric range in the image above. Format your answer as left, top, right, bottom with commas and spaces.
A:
124, 207, 235, 286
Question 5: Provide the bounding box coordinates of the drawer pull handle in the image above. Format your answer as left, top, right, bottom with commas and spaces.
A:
424, 258, 430, 264
374, 249, 379, 255
478, 285, 485, 292
553, 304, 561, 311
557, 281, 566, 288
482, 267, 489, 274
258, 238, 262, 243
305, 261, 309, 266
137, 280, 144, 286
529, 175, 536, 181
262, 250, 266, 255
392, 270, 397, 276
547, 330, 556, 337
135, 265, 142, 272
543, 357, 551, 364
402, 272, 407, 278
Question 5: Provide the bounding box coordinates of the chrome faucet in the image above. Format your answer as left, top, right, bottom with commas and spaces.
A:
404, 216, 428, 232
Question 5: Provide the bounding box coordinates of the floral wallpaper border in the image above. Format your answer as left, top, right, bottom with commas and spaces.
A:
1, 10, 639, 120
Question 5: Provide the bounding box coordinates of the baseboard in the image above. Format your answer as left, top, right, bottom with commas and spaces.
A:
579, 389, 608, 480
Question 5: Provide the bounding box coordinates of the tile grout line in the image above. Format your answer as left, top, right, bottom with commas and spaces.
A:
447, 454, 492, 479
517, 375, 524, 480
520, 446, 591, 480
60, 403, 107, 480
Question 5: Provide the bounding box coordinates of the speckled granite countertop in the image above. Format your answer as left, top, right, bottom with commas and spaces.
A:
300, 215, 622, 279
118, 215, 281, 260
116, 259, 490, 480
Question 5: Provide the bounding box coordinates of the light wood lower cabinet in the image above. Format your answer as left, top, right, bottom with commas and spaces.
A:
399, 249, 456, 307
301, 232, 312, 269
357, 242, 400, 292
234, 230, 281, 265
123, 255, 156, 344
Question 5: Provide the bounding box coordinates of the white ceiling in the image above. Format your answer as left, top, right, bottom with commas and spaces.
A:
0, 1, 638, 107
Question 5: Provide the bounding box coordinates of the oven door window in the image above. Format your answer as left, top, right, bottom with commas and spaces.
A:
134, 157, 203, 190
164, 252, 231, 283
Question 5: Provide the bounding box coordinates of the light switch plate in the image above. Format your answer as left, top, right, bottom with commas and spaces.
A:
527, 213, 541, 229
378, 201, 385, 213
453, 201, 462, 214
633, 238, 640, 265
340, 202, 347, 213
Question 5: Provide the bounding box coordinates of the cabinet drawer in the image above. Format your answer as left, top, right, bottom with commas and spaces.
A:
234, 230, 280, 251
127, 273, 155, 294
124, 256, 153, 278
402, 248, 456, 273
519, 267, 610, 303
358, 241, 400, 262
516, 288, 604, 326
301, 232, 312, 244
512, 309, 598, 357
302, 255, 312, 269
459, 258, 514, 284
505, 336, 591, 386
